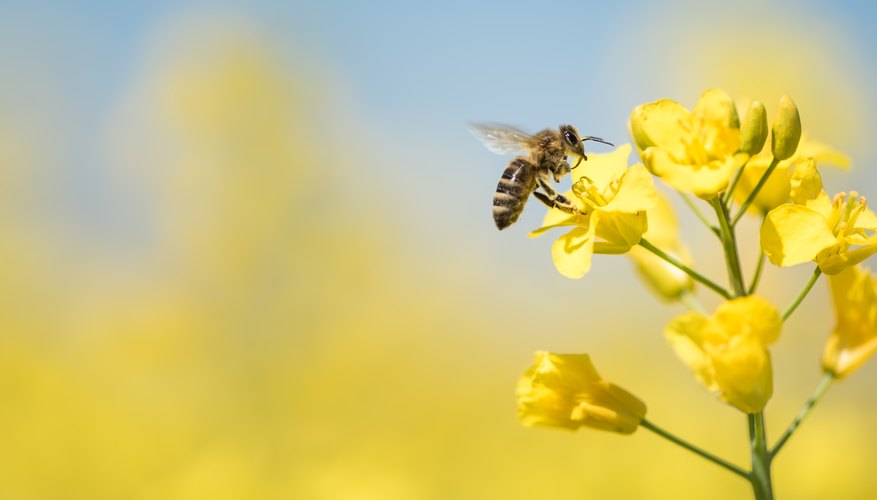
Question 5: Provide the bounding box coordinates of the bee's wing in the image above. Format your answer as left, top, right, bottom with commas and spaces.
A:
469, 123, 538, 154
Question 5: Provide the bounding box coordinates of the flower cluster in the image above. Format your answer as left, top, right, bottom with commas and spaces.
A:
510, 88, 877, 497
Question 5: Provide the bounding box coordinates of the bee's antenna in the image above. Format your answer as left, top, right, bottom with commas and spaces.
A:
582, 136, 614, 147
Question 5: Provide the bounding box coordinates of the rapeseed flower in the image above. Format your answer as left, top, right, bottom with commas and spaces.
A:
665, 296, 782, 413
517, 352, 646, 433
529, 144, 657, 279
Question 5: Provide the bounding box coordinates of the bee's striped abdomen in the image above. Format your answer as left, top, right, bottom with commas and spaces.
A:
493, 158, 537, 230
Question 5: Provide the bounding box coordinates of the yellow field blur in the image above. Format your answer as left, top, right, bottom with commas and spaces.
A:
1, 5, 875, 499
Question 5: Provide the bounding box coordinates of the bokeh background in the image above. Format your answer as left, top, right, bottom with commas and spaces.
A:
1, 1, 876, 498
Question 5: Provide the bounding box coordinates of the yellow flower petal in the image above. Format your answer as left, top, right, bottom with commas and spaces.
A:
817, 238, 877, 275
573, 143, 632, 188
644, 149, 739, 199
594, 212, 648, 253
665, 312, 715, 389
761, 205, 837, 267
629, 99, 689, 156
550, 217, 598, 279
692, 88, 740, 155
797, 138, 851, 170
714, 295, 782, 345
600, 164, 657, 213
823, 266, 877, 378
710, 336, 773, 413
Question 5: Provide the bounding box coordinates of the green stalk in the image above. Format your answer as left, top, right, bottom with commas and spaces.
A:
732, 157, 780, 226
641, 419, 749, 479
748, 250, 766, 295
782, 267, 823, 321
749, 412, 774, 500
723, 161, 747, 206
639, 238, 731, 299
711, 198, 746, 297
770, 373, 834, 458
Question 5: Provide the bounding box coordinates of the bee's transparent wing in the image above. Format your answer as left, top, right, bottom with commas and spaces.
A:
469, 123, 536, 154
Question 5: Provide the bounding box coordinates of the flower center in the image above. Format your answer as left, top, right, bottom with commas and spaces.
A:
830, 191, 868, 239
573, 176, 620, 209
678, 116, 712, 166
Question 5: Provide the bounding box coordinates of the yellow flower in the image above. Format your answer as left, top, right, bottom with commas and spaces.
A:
823, 265, 877, 378
529, 144, 657, 279
761, 159, 877, 274
731, 134, 850, 215
626, 190, 695, 301
665, 296, 782, 413
516, 352, 646, 433
630, 88, 744, 199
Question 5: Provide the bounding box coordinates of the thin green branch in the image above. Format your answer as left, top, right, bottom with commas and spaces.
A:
748, 250, 766, 295
639, 238, 732, 299
782, 267, 823, 321
732, 157, 780, 226
748, 413, 774, 500
679, 191, 721, 237
723, 160, 748, 206
711, 197, 746, 297
641, 419, 749, 479
770, 373, 834, 458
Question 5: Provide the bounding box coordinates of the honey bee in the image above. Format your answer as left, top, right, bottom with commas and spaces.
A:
470, 123, 613, 230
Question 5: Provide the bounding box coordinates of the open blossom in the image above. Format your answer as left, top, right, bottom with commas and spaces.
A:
517, 352, 646, 433
823, 265, 877, 378
665, 296, 782, 413
630, 88, 745, 199
761, 158, 877, 274
529, 144, 657, 279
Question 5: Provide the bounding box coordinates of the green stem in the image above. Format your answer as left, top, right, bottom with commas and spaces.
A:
748, 250, 766, 295
782, 267, 823, 321
723, 158, 748, 206
679, 191, 721, 237
732, 157, 780, 226
641, 419, 749, 479
748, 412, 774, 500
639, 238, 732, 299
770, 373, 834, 458
711, 198, 746, 297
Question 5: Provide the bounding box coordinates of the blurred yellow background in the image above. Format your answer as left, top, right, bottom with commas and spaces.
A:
1, 2, 876, 499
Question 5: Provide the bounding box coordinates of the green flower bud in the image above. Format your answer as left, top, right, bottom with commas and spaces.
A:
740, 101, 767, 155
771, 96, 801, 161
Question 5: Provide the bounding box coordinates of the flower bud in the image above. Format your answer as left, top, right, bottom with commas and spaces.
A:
770, 96, 801, 160
516, 352, 646, 433
739, 101, 767, 155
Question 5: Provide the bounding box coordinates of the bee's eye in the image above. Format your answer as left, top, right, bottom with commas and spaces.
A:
563, 131, 579, 146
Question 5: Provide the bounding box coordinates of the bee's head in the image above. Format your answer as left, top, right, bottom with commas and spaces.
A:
559, 124, 587, 169
560, 124, 614, 169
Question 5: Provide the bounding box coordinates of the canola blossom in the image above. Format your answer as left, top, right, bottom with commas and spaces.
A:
761, 159, 877, 274
528, 144, 657, 279
630, 88, 744, 199
516, 352, 646, 433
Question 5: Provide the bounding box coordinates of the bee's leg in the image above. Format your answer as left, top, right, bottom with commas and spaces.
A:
534, 178, 584, 215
